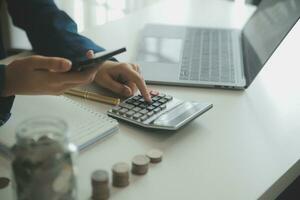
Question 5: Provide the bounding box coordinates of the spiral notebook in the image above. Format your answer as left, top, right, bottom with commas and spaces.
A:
0, 95, 119, 153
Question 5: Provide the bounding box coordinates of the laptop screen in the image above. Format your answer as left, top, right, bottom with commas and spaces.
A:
242, 0, 300, 87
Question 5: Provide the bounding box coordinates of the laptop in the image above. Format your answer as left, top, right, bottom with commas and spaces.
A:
136, 0, 300, 89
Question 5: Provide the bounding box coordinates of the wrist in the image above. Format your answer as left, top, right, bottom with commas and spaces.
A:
1, 65, 15, 97
0, 64, 7, 97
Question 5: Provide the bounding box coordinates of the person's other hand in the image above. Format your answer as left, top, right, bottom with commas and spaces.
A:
2, 55, 99, 97
86, 50, 151, 102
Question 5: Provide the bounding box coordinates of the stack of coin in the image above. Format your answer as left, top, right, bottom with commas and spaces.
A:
112, 162, 130, 187
91, 170, 109, 200
131, 155, 150, 175
146, 149, 163, 163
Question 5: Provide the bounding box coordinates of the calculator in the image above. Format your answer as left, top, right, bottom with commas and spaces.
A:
107, 92, 213, 130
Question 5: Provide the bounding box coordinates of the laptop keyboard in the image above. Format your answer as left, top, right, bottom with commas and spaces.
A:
180, 28, 235, 83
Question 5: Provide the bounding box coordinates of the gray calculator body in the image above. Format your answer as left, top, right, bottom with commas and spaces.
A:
107, 94, 212, 130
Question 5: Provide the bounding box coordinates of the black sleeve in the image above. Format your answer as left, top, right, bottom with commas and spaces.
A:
0, 65, 15, 126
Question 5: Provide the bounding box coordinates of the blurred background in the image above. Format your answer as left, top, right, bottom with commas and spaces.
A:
0, 0, 261, 54
52, 0, 261, 32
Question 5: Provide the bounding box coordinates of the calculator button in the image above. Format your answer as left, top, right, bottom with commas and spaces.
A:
109, 93, 178, 128
158, 93, 166, 98
139, 109, 148, 115
112, 106, 121, 113
138, 98, 145, 103
133, 107, 142, 112
119, 108, 129, 115
160, 104, 167, 110
158, 98, 168, 104
137, 96, 144, 101
154, 107, 161, 113
126, 110, 135, 117
120, 103, 134, 110
133, 101, 141, 106
146, 106, 155, 111
152, 102, 161, 107
126, 99, 135, 104
132, 96, 141, 101
165, 95, 173, 101
133, 113, 143, 120
152, 96, 160, 101
140, 115, 148, 121
139, 103, 148, 109
147, 111, 154, 117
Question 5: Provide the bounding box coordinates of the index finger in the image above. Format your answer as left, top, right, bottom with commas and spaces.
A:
24, 55, 72, 72
53, 66, 99, 84
124, 68, 151, 102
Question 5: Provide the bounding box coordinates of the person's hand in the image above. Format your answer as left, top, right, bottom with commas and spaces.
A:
2, 55, 99, 97
86, 50, 152, 102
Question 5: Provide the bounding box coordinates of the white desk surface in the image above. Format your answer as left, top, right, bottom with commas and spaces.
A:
1, 0, 300, 199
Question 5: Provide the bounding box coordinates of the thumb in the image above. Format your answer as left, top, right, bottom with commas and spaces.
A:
27, 55, 72, 72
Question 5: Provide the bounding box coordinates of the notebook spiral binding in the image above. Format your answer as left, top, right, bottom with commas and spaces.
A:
62, 96, 118, 124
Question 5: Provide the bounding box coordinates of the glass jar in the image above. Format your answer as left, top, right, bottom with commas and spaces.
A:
11, 117, 78, 200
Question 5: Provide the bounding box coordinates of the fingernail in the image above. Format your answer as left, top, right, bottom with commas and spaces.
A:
64, 60, 72, 69
146, 95, 152, 103
124, 88, 132, 97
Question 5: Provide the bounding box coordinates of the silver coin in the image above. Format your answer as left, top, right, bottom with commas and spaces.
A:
112, 162, 130, 174
132, 155, 150, 166
52, 165, 73, 194
146, 149, 163, 163
112, 163, 130, 187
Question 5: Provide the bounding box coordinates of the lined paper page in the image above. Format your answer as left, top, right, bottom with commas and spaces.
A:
0, 95, 118, 151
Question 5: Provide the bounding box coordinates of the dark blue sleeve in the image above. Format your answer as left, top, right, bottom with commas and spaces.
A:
0, 65, 14, 126
6, 0, 105, 62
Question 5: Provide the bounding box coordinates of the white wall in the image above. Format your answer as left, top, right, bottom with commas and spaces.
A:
1, 0, 162, 50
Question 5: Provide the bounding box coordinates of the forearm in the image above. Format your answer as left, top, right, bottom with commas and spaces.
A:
6, 0, 105, 62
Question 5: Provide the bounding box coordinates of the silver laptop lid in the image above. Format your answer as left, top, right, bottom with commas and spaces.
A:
242, 0, 300, 87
